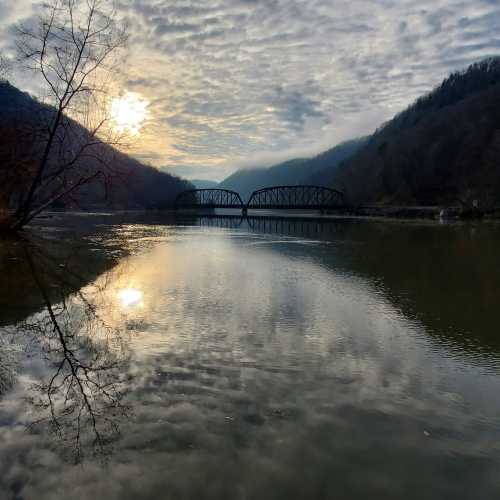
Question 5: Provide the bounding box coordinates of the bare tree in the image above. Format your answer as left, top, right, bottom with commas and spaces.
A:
7, 0, 128, 231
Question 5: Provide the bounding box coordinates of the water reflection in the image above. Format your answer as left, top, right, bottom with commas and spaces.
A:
191, 214, 343, 239
1, 236, 131, 462
1, 214, 500, 499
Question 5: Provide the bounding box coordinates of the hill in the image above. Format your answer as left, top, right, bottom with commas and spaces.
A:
329, 58, 500, 207
220, 158, 307, 200
0, 81, 192, 214
220, 138, 366, 201
190, 179, 219, 190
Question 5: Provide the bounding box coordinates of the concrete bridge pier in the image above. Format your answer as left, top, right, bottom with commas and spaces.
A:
242, 206, 248, 217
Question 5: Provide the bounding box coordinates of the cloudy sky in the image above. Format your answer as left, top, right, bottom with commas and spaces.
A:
1, 0, 500, 180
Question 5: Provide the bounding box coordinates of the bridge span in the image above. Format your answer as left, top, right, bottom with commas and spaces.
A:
175, 189, 244, 210
175, 185, 347, 215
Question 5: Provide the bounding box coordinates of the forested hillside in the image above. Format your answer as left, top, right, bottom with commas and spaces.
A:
220, 138, 366, 201
329, 58, 500, 207
0, 81, 192, 212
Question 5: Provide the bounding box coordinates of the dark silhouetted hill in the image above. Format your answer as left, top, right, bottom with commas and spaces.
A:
328, 58, 500, 207
0, 81, 192, 211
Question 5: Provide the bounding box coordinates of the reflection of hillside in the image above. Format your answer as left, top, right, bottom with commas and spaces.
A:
189, 216, 500, 357
328, 221, 500, 356
0, 212, 181, 326
0, 232, 114, 327
275, 219, 500, 357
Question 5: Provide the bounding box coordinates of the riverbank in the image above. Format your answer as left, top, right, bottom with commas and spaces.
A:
2, 206, 498, 234
326, 205, 500, 220
332, 205, 500, 219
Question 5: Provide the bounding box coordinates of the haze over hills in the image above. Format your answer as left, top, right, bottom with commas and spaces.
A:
219, 138, 367, 201
0, 81, 192, 212
190, 179, 219, 190
328, 58, 500, 207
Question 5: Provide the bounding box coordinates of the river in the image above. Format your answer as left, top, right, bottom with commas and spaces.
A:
1, 213, 500, 499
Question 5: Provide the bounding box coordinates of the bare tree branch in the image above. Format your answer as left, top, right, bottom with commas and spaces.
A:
9, 0, 128, 230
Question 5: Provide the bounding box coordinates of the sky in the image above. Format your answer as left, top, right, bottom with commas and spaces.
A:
1, 0, 500, 181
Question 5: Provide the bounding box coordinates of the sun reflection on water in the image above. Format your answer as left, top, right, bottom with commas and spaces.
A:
117, 288, 144, 308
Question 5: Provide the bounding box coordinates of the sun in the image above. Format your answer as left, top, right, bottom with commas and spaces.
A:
110, 92, 149, 135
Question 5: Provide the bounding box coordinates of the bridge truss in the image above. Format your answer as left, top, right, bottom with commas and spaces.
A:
246, 185, 345, 210
175, 189, 245, 209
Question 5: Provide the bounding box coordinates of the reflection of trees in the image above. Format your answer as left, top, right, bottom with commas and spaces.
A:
4, 238, 130, 462
0, 338, 15, 396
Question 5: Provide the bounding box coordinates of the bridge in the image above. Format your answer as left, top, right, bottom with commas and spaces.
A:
175, 189, 245, 210
175, 185, 347, 215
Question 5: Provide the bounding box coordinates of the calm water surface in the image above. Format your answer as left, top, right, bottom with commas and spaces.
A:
1, 214, 500, 500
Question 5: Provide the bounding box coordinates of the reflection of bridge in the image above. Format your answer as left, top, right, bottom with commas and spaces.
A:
194, 215, 342, 238
175, 185, 347, 215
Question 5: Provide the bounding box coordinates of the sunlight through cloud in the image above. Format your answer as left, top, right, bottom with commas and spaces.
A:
110, 92, 149, 135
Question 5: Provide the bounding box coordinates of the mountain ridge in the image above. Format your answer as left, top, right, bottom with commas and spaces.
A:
329, 57, 500, 207
0, 81, 192, 212
219, 138, 367, 201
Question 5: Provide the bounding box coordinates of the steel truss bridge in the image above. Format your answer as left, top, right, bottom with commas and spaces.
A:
174, 189, 245, 210
175, 185, 347, 215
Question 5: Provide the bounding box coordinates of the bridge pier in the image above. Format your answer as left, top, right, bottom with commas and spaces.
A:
242, 207, 248, 217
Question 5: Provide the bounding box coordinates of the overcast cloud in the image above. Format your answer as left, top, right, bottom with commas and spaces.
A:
1, 0, 499, 180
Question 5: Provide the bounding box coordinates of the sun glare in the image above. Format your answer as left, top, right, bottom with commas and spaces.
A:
118, 288, 144, 308
110, 92, 149, 135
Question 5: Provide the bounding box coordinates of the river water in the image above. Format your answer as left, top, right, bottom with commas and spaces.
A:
1, 213, 500, 499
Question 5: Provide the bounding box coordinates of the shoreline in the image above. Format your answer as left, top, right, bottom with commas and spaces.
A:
25, 207, 500, 226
